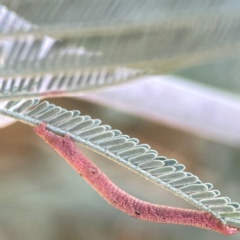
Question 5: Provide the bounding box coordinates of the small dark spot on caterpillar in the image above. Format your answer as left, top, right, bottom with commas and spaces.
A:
114, 199, 117, 203
90, 169, 96, 174
135, 210, 141, 215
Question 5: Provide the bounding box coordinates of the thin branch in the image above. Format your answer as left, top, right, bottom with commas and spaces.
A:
33, 122, 239, 235
82, 75, 240, 146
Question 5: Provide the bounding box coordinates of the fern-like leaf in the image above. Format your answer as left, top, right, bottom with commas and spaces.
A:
0, 98, 239, 228
1, 2, 240, 76
0, 67, 144, 101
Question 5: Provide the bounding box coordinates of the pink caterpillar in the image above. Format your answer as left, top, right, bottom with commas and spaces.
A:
34, 123, 239, 235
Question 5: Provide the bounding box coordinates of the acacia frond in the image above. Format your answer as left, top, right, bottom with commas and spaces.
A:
0, 98, 239, 228
1, 2, 240, 77
0, 4, 145, 100
0, 67, 144, 101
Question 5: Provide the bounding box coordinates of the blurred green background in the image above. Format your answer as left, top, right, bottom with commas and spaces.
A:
1, 1, 240, 239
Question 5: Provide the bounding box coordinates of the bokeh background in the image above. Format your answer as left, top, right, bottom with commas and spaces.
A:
1, 1, 240, 240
